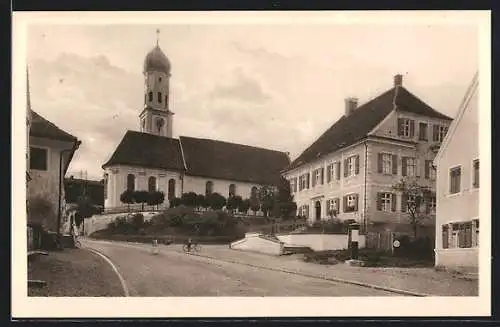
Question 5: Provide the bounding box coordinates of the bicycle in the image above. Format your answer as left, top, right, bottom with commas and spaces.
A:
182, 243, 201, 253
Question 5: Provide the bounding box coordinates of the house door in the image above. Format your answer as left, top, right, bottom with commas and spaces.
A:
315, 201, 321, 221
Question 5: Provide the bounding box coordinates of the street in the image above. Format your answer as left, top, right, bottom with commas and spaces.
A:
83, 239, 397, 297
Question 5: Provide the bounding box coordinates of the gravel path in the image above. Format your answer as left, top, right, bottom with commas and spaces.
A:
84, 239, 397, 297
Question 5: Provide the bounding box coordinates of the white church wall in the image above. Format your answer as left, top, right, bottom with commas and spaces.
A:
182, 175, 264, 200
104, 164, 182, 208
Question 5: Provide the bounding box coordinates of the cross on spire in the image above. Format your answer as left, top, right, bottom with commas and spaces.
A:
156, 28, 160, 46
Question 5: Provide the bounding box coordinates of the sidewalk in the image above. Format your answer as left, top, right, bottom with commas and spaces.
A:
194, 245, 479, 296
28, 248, 125, 297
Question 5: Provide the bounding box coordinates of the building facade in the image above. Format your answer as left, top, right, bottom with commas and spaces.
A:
282, 75, 452, 233
102, 36, 289, 210
434, 72, 479, 269
26, 72, 81, 233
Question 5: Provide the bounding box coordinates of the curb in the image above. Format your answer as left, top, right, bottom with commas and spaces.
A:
86, 247, 130, 297
189, 252, 430, 297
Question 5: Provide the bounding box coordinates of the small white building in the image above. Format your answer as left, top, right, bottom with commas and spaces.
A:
433, 72, 479, 270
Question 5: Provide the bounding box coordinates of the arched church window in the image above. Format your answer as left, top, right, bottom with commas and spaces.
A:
168, 179, 176, 200
159, 77, 162, 83
165, 95, 168, 108
229, 184, 236, 198
158, 92, 162, 103
142, 119, 146, 131
206, 181, 213, 196
148, 176, 157, 192
156, 118, 164, 134
148, 92, 153, 102
127, 174, 135, 191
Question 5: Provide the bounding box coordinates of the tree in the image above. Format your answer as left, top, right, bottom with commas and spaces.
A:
226, 195, 243, 213
206, 192, 226, 210
239, 199, 251, 214
74, 195, 95, 226
133, 190, 150, 211
120, 189, 135, 211
147, 191, 165, 210
259, 185, 275, 218
393, 178, 434, 238
169, 197, 182, 208
181, 192, 198, 207
275, 177, 298, 219
249, 192, 260, 216
195, 194, 206, 210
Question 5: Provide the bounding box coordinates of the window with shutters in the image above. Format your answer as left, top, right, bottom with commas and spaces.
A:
344, 194, 358, 212
401, 118, 413, 137
345, 155, 359, 177
403, 157, 416, 177
449, 166, 462, 194
419, 122, 428, 141
405, 195, 416, 213
425, 160, 436, 180
380, 193, 392, 212
313, 168, 323, 186
382, 153, 392, 174
327, 163, 336, 183
433, 125, 448, 142
472, 159, 479, 188
428, 196, 436, 214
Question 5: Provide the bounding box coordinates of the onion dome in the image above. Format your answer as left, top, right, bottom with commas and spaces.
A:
143, 45, 171, 74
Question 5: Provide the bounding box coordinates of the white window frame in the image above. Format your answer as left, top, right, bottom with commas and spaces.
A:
429, 196, 436, 214
290, 178, 296, 193
328, 199, 337, 211
406, 195, 416, 213
381, 192, 392, 212
29, 146, 50, 171
346, 156, 356, 177
450, 224, 459, 248
472, 158, 479, 189
428, 161, 437, 180
315, 169, 321, 185
448, 165, 462, 195
402, 118, 411, 137
328, 163, 336, 182
382, 153, 392, 175
438, 125, 448, 142
406, 157, 416, 177
346, 194, 356, 210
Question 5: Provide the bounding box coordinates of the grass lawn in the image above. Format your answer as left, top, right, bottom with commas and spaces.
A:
28, 248, 125, 297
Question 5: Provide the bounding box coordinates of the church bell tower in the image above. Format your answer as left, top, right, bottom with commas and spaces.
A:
139, 29, 174, 138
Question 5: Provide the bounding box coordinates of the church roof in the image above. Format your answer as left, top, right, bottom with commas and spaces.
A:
180, 136, 290, 185
102, 131, 290, 186
29, 109, 78, 142
286, 85, 453, 171
102, 130, 185, 171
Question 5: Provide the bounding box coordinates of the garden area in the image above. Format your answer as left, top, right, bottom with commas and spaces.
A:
303, 235, 435, 268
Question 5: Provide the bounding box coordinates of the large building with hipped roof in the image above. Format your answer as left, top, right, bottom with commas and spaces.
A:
282, 74, 453, 234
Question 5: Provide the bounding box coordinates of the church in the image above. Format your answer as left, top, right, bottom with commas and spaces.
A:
102, 36, 290, 210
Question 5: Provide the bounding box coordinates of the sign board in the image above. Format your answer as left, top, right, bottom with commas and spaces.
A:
393, 240, 400, 248
351, 230, 359, 242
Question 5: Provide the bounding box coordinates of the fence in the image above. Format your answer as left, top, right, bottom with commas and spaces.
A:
365, 231, 395, 252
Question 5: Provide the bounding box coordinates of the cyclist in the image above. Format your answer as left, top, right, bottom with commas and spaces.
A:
186, 237, 193, 252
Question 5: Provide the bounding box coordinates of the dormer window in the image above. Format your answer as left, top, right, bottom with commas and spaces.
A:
398, 118, 415, 138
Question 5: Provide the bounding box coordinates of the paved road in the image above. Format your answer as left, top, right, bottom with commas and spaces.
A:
83, 239, 397, 297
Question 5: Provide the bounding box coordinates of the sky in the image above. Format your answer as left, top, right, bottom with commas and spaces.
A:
27, 20, 479, 180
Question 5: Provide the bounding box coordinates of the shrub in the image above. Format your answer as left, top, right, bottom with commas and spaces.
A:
131, 213, 145, 230
169, 197, 182, 208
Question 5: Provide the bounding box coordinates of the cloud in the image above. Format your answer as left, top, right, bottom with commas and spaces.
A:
208, 68, 272, 104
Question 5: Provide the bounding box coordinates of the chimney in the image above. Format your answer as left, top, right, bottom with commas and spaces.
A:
394, 74, 403, 87
344, 97, 358, 116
